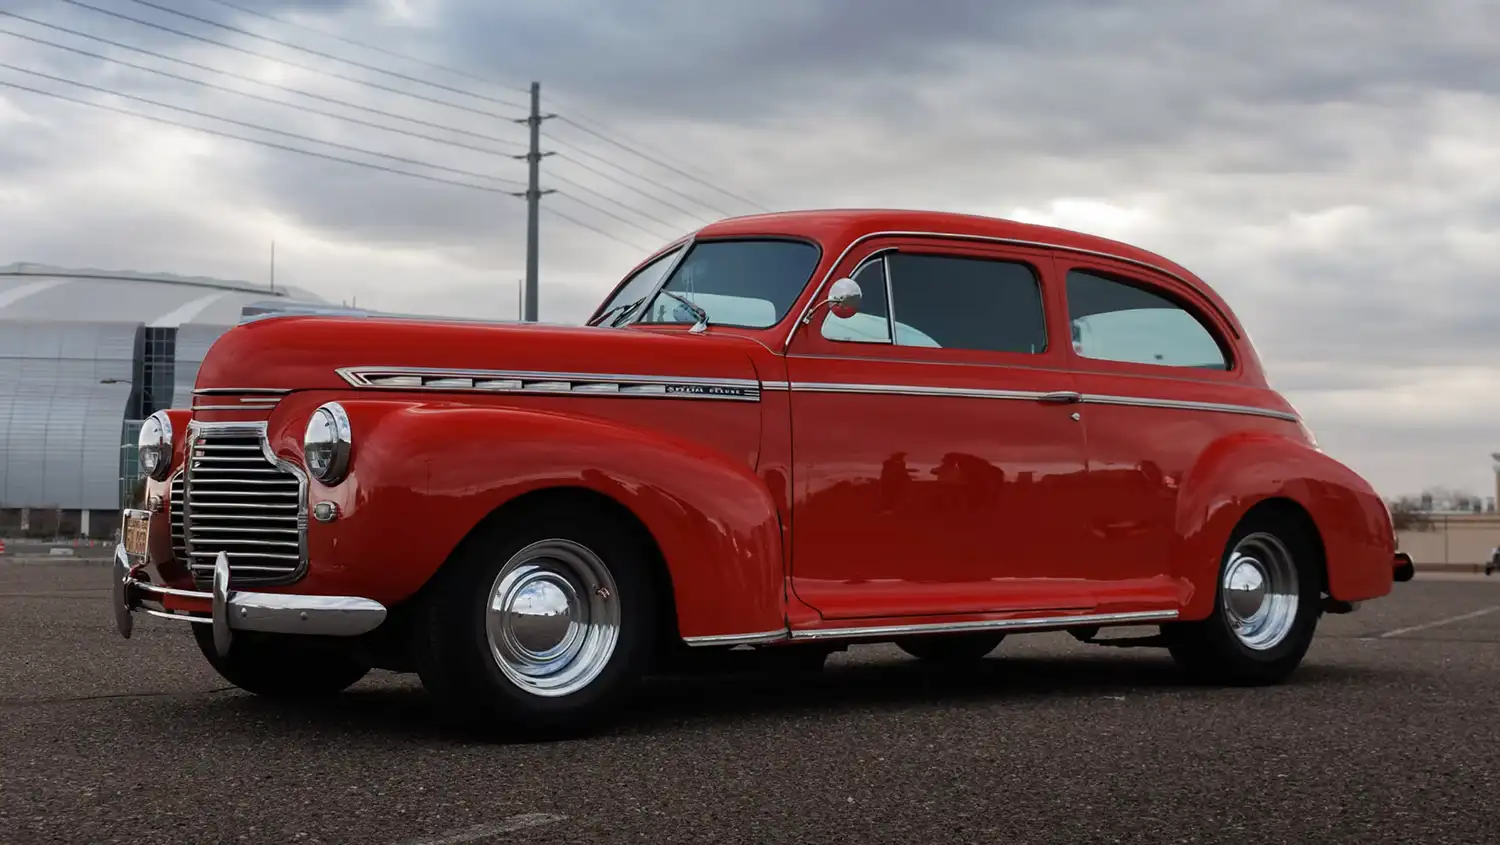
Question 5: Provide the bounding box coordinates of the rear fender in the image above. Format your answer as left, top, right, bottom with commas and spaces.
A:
1173, 432, 1395, 620
290, 399, 785, 641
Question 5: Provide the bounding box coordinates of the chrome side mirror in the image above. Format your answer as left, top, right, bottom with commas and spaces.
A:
802, 277, 862, 324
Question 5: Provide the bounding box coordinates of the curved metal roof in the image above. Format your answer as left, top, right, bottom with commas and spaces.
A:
0, 262, 324, 326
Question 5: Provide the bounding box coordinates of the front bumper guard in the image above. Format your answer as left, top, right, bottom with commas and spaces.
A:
112, 545, 387, 657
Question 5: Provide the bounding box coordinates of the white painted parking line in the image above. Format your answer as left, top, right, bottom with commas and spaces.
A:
1370, 606, 1500, 639
403, 813, 566, 845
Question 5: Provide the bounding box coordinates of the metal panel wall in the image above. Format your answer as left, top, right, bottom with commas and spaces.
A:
0, 321, 136, 510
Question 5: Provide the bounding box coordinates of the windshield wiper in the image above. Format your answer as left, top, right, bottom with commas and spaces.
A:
656, 289, 711, 333
590, 295, 648, 328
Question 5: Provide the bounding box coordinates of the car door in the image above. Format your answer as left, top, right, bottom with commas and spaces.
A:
784, 237, 1094, 621
1059, 258, 1281, 606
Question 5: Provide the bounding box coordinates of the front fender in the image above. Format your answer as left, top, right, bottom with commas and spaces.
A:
273, 396, 785, 641
1174, 432, 1395, 620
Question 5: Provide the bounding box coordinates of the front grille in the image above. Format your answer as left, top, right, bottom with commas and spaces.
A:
183, 427, 306, 587
168, 472, 186, 562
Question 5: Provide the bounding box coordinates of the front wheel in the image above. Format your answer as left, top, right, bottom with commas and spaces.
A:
413, 503, 658, 737
192, 627, 370, 698
1163, 511, 1322, 685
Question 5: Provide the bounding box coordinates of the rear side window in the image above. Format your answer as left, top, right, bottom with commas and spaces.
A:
1066, 270, 1229, 370
886, 254, 1046, 353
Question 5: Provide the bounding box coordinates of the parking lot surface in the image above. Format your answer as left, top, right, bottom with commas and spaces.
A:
3, 560, 1499, 845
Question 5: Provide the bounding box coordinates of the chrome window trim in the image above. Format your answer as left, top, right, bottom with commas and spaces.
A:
820, 249, 898, 345
782, 229, 1239, 353
683, 609, 1180, 646
183, 420, 310, 586
335, 366, 763, 402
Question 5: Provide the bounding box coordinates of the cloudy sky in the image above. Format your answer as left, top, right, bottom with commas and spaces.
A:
1, 0, 1498, 500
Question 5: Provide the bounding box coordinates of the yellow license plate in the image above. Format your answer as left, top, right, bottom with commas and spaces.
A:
121, 509, 151, 560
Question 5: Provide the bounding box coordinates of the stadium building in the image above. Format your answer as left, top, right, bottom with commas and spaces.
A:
0, 262, 324, 539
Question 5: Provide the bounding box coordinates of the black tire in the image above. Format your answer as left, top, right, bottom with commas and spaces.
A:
192, 626, 370, 698
413, 501, 658, 738
895, 633, 1004, 666
1163, 509, 1322, 686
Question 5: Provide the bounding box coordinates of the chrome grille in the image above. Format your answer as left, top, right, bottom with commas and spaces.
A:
168, 472, 186, 562
183, 425, 306, 587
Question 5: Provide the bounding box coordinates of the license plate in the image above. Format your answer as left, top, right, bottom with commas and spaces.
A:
121, 509, 151, 560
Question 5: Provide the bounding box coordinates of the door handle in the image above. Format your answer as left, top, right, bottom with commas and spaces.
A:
1038, 391, 1082, 404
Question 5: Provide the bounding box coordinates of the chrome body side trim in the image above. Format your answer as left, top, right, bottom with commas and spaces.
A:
113, 546, 387, 640
788, 381, 1053, 402
192, 388, 293, 396
191, 403, 281, 411
1081, 394, 1299, 422
782, 229, 1239, 352
335, 366, 762, 402
682, 629, 791, 647
788, 609, 1180, 642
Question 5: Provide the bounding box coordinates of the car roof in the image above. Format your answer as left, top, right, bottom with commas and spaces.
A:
695, 208, 1237, 334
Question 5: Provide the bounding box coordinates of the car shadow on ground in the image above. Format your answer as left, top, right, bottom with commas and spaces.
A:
187, 650, 1396, 745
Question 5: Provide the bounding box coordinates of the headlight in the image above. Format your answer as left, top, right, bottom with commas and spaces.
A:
303, 402, 352, 485
137, 411, 173, 481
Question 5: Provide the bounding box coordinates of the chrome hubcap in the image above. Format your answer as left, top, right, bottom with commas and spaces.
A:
1222, 532, 1299, 650
486, 539, 620, 698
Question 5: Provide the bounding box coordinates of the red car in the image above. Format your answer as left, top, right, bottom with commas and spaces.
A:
113, 209, 1413, 734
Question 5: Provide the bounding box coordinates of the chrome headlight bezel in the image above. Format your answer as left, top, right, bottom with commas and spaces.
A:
137, 410, 173, 482
303, 402, 352, 485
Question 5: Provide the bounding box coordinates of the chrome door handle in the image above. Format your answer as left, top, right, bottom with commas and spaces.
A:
1038, 391, 1082, 404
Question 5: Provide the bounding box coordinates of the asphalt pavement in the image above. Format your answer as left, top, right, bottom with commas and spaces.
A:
3, 560, 1499, 845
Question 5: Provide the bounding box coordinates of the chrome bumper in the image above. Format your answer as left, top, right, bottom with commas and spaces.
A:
112, 545, 388, 657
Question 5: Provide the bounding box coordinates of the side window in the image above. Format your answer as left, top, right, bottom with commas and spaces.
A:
821, 255, 893, 343
885, 253, 1046, 354
593, 247, 681, 325
1066, 270, 1229, 370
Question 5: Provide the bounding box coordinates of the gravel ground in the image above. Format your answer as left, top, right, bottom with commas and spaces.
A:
2, 561, 1499, 845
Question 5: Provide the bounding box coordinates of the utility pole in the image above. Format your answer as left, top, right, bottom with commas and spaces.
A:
269, 240, 276, 293
514, 81, 554, 322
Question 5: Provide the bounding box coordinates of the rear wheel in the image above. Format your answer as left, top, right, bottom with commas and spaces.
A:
192, 627, 370, 698
413, 502, 658, 737
896, 633, 1004, 666
1164, 510, 1322, 685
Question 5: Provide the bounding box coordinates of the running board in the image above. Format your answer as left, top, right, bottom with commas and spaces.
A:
683, 609, 1179, 647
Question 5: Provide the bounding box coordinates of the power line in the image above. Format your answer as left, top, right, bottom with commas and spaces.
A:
542, 206, 651, 252
546, 134, 736, 220
552, 151, 715, 227
545, 170, 690, 238
0, 12, 526, 152
0, 78, 513, 194
548, 188, 675, 243
121, 0, 529, 111
553, 115, 770, 215
552, 109, 774, 212
169, 0, 772, 216
0, 63, 524, 188
0, 26, 525, 159
53, 0, 523, 122
197, 0, 533, 97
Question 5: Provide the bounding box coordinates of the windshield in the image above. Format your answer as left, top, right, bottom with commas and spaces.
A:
632, 238, 821, 329
591, 246, 683, 326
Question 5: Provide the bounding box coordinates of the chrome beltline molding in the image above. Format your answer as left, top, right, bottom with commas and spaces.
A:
683, 608, 1179, 646
770, 380, 1299, 422
335, 365, 762, 402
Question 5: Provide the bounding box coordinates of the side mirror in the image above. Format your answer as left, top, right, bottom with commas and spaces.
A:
802, 277, 862, 325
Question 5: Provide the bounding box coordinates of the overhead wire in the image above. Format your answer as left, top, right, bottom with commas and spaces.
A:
118, 0, 529, 111
544, 171, 691, 239
0, 78, 514, 194
551, 150, 715, 226
546, 134, 737, 220
0, 26, 526, 158
541, 207, 652, 252
0, 12, 526, 151
0, 62, 524, 188
139, 0, 771, 217
52, 0, 523, 121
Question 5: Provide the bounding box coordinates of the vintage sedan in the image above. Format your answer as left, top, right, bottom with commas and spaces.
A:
113, 209, 1413, 734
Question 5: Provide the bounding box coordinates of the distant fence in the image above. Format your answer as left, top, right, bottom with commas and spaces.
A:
1398, 513, 1500, 571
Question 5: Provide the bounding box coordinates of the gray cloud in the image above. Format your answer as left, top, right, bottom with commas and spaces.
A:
1, 0, 1498, 498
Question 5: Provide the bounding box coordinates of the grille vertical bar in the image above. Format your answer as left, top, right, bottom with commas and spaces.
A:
168, 472, 186, 562
183, 422, 307, 587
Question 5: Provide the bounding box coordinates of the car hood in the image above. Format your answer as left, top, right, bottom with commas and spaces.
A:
193, 315, 765, 395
